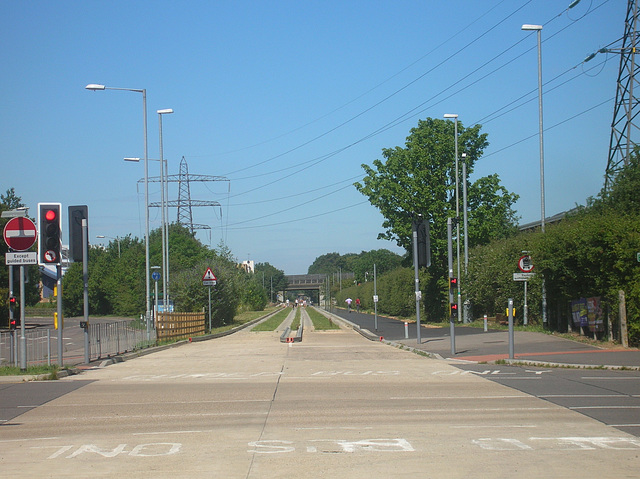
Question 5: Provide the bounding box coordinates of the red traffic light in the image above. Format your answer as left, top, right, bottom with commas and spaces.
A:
449, 277, 458, 288
9, 296, 16, 304
45, 209, 57, 221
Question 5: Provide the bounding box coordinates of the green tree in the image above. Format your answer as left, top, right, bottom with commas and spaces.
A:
591, 147, 640, 214
255, 262, 287, 301
348, 249, 403, 284
355, 118, 519, 320
308, 252, 346, 274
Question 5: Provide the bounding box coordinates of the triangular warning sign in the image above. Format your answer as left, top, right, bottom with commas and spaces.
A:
202, 267, 217, 281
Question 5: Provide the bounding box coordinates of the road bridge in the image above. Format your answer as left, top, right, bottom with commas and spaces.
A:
284, 272, 355, 291
284, 274, 326, 291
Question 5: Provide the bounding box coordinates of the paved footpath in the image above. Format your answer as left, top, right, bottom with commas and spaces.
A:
329, 308, 640, 368
1, 327, 639, 478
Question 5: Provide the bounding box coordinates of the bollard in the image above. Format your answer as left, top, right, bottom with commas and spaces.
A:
404, 321, 409, 339
483, 314, 488, 332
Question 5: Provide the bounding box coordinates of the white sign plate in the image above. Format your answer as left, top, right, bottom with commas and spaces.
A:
6, 251, 38, 265
513, 272, 535, 281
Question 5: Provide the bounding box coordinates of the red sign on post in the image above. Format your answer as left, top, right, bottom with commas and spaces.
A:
202, 267, 217, 286
3, 217, 37, 251
518, 255, 534, 273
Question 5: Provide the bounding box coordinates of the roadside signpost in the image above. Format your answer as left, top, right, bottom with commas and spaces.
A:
203, 268, 217, 331
514, 255, 535, 325
3, 216, 37, 251
3, 215, 37, 371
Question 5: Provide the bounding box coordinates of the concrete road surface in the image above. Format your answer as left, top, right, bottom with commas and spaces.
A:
1, 327, 639, 478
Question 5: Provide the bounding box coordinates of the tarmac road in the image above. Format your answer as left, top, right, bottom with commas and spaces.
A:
1, 325, 639, 478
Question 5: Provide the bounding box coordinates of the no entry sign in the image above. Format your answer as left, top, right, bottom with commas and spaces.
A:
3, 217, 37, 251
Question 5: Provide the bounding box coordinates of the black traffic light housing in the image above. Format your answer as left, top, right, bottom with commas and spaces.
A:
38, 203, 62, 265
449, 277, 458, 317
69, 205, 88, 262
416, 218, 431, 269
9, 296, 19, 329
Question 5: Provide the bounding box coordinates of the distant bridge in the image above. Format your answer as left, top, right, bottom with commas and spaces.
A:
284, 274, 326, 291
284, 272, 355, 291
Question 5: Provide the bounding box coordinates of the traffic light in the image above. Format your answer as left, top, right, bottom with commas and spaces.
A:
9, 296, 16, 328
38, 203, 62, 265
449, 277, 458, 289
68, 205, 88, 262
9, 295, 18, 329
450, 302, 458, 316
414, 217, 431, 268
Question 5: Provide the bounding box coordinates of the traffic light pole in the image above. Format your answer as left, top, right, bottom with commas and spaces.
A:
57, 264, 63, 366
8, 264, 15, 365
82, 219, 89, 364
8, 264, 13, 328
412, 222, 422, 344
447, 218, 456, 355
19, 265, 26, 371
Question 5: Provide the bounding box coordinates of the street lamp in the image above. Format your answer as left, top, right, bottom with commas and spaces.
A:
124, 156, 168, 310
444, 113, 462, 323
157, 108, 173, 311
96, 235, 120, 258
521, 23, 547, 325
86, 83, 151, 324
461, 153, 468, 273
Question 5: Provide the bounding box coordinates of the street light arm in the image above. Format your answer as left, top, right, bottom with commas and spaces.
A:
85, 83, 144, 93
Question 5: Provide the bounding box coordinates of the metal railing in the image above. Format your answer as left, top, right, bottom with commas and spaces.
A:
0, 329, 55, 366
0, 321, 157, 367
89, 321, 156, 361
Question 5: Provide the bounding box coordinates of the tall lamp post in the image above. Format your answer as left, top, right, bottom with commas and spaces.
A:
157, 109, 173, 311
444, 113, 462, 323
521, 24, 547, 325
124, 156, 168, 309
85, 84, 151, 324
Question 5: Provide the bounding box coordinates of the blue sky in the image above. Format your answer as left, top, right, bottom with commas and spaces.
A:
1, 0, 627, 274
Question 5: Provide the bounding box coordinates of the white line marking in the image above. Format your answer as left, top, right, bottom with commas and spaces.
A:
452, 425, 537, 429
391, 395, 528, 400
412, 407, 553, 412
539, 394, 625, 398
0, 437, 60, 444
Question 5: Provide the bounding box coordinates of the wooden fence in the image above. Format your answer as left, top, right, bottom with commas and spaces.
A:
156, 311, 205, 341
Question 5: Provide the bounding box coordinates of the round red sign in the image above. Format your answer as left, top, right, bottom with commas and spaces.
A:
3, 217, 38, 251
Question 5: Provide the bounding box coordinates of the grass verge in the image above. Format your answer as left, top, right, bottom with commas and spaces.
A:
0, 365, 60, 379
308, 308, 340, 330
290, 307, 302, 330
252, 307, 290, 331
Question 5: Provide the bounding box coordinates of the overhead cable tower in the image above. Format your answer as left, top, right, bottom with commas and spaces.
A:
141, 156, 230, 235
604, 0, 640, 190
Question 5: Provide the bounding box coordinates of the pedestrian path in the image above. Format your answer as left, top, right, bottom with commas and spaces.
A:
324, 307, 640, 369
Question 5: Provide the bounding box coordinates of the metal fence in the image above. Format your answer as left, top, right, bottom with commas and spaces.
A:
89, 321, 156, 361
0, 321, 157, 367
0, 329, 56, 366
